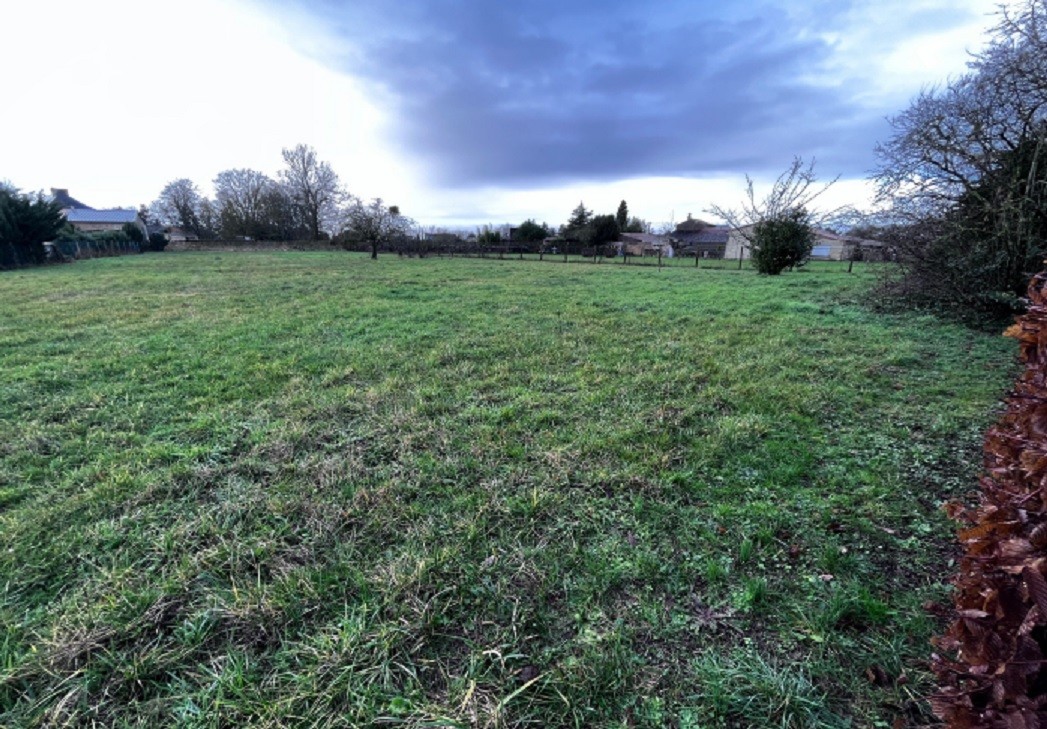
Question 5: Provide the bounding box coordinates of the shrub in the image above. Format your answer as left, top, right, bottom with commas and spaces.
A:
121, 222, 145, 244
90, 230, 131, 247
0, 187, 64, 268
146, 232, 168, 252
516, 219, 549, 243
872, 3, 1047, 318
751, 209, 814, 275
589, 214, 620, 247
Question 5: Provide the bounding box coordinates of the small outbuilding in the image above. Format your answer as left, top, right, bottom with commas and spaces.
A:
619, 233, 673, 257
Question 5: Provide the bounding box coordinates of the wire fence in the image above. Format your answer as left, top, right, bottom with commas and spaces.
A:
168, 239, 884, 273
1, 239, 142, 269
398, 246, 877, 274
52, 239, 141, 259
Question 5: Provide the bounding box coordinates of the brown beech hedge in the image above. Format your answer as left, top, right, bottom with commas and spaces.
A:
933, 270, 1047, 727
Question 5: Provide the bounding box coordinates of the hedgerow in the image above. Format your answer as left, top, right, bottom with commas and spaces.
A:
934, 269, 1047, 727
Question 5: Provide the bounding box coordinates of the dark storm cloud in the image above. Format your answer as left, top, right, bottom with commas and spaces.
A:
267, 0, 980, 186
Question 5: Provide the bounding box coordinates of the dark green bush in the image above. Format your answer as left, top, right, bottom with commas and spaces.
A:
751, 209, 814, 275
121, 222, 145, 244
148, 232, 168, 252
0, 188, 64, 268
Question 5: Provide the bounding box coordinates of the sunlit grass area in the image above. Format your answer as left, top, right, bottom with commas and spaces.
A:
0, 253, 1015, 726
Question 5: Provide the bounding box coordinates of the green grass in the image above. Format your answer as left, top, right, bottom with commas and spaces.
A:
0, 252, 1015, 727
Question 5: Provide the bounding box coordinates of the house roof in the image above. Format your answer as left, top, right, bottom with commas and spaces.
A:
674, 217, 713, 233
812, 228, 850, 242
811, 229, 885, 246
674, 226, 730, 244
65, 209, 139, 224
50, 188, 93, 210
621, 233, 669, 245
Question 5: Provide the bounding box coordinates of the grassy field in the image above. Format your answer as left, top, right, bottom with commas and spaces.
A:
0, 253, 1016, 727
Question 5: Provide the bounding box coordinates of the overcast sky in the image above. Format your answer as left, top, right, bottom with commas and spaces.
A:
1, 0, 1002, 229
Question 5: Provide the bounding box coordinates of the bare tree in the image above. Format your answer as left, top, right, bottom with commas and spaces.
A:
279, 144, 344, 241
872, 0, 1047, 313
197, 197, 219, 239
260, 183, 307, 241
707, 157, 838, 252
706, 157, 838, 273
338, 197, 413, 259
151, 179, 206, 238
214, 168, 278, 240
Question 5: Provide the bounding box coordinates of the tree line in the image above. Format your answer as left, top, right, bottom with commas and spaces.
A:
150, 144, 411, 258
467, 201, 650, 250
559, 200, 650, 246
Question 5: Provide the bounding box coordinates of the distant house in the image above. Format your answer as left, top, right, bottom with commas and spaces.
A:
164, 226, 198, 243
65, 208, 148, 239
646, 215, 730, 258
723, 225, 888, 261
673, 215, 714, 234
807, 230, 893, 261
850, 238, 894, 262
619, 232, 673, 257
50, 188, 148, 239
670, 224, 730, 258
50, 188, 92, 212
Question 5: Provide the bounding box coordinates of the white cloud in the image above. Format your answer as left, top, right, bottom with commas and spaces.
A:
0, 0, 1008, 226
818, 0, 999, 105
0, 0, 411, 208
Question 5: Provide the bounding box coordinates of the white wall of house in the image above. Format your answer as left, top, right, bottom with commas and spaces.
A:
723, 226, 856, 262
724, 228, 752, 260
